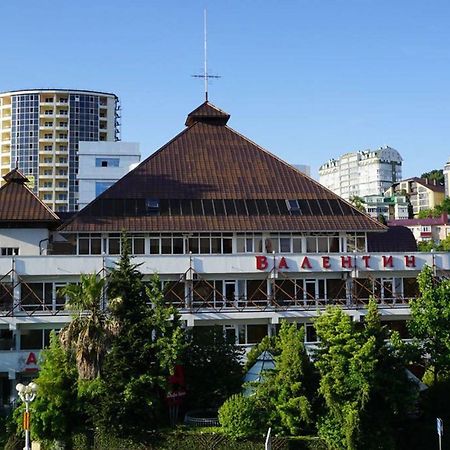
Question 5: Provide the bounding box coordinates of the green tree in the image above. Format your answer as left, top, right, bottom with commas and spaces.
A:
16, 332, 81, 445
252, 322, 316, 436
98, 236, 185, 439
349, 196, 366, 213
218, 394, 258, 439
421, 169, 444, 184
314, 301, 415, 450
184, 326, 243, 410
59, 273, 115, 380
409, 265, 450, 383
314, 307, 374, 449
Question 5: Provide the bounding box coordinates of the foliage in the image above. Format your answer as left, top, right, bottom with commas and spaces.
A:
418, 197, 450, 218
314, 300, 415, 449
420, 169, 444, 184
218, 394, 258, 439
97, 235, 185, 439
244, 335, 278, 371
15, 332, 81, 444
59, 273, 115, 380
349, 196, 366, 213
250, 322, 316, 436
184, 326, 243, 410
409, 265, 450, 383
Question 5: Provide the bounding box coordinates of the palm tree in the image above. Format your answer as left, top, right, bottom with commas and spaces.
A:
59, 273, 116, 380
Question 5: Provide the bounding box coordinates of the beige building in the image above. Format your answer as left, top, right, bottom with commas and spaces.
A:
385, 177, 445, 217
0, 89, 119, 212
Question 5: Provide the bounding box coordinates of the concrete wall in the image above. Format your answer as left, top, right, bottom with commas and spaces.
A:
0, 229, 49, 256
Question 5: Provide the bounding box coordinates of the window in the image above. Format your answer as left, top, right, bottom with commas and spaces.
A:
44, 133, 53, 139
59, 158, 67, 164
59, 121, 67, 127
95, 181, 114, 197
287, 199, 301, 215
57, 193, 67, 201
44, 145, 52, 151
145, 199, 160, 215
58, 181, 67, 188
59, 145, 67, 151
95, 158, 120, 168
43, 157, 52, 163
0, 247, 19, 256
43, 181, 52, 188
59, 133, 67, 139
43, 193, 52, 200
44, 121, 53, 127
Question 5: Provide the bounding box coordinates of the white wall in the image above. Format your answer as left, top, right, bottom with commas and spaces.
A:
0, 229, 49, 256
77, 141, 140, 209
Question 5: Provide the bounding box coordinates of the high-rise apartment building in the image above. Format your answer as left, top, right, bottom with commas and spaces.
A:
444, 157, 450, 197
319, 146, 402, 200
0, 89, 119, 212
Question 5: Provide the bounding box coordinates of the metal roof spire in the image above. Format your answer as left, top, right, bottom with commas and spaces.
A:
192, 9, 221, 101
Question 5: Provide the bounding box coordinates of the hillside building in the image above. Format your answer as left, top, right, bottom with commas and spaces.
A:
319, 146, 402, 200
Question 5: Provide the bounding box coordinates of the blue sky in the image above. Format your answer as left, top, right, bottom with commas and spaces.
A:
2, 0, 450, 178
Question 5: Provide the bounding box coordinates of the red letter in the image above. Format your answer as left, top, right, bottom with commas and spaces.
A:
405, 255, 416, 268
362, 255, 371, 268
256, 256, 268, 270
322, 256, 331, 269
341, 256, 353, 268
26, 352, 37, 365
301, 256, 312, 269
383, 256, 393, 268
278, 257, 289, 270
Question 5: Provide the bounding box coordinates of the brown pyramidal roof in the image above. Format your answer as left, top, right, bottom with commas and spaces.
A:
0, 169, 60, 226
61, 102, 386, 233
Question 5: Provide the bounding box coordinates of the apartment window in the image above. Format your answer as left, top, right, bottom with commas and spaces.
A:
95, 158, 120, 168
44, 98, 53, 103
43, 194, 52, 200
57, 193, 67, 201
43, 181, 52, 188
59, 145, 67, 151
44, 121, 53, 127
44, 133, 53, 139
58, 181, 67, 188
59, 133, 67, 139
59, 121, 68, 127
44, 110, 53, 115
0, 247, 19, 256
44, 145, 53, 151
43, 157, 52, 163
95, 181, 114, 197
59, 97, 68, 103
59, 109, 68, 115
59, 157, 67, 164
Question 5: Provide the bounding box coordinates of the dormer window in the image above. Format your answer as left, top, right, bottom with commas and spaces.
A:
286, 199, 301, 215
146, 199, 160, 215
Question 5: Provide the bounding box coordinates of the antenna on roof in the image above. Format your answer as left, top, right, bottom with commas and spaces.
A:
191, 9, 221, 102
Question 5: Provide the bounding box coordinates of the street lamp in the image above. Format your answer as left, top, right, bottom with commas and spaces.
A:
16, 382, 38, 450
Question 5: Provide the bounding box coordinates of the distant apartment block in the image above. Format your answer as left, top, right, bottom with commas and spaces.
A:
385, 178, 445, 217
362, 194, 409, 221
319, 146, 402, 200
0, 89, 120, 212
444, 157, 450, 197
389, 213, 450, 245
77, 141, 141, 209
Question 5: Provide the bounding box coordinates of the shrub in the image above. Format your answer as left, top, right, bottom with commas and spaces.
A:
218, 394, 257, 439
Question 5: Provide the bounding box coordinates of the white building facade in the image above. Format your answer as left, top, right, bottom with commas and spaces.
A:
77, 142, 140, 209
319, 146, 403, 200
444, 157, 450, 197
